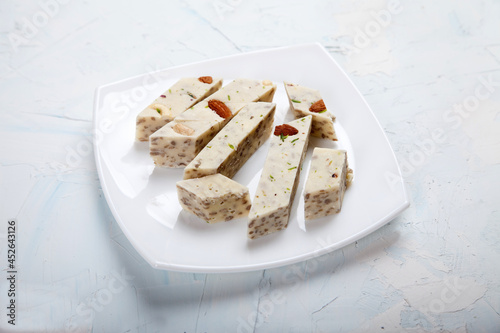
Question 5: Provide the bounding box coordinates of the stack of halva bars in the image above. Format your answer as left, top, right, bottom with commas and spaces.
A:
136, 77, 353, 239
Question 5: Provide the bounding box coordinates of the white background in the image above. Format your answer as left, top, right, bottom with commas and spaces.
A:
1, 0, 499, 332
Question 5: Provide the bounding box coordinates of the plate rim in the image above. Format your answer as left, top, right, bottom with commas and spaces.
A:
93, 42, 409, 273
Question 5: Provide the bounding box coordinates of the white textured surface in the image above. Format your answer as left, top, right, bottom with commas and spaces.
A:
0, 0, 499, 332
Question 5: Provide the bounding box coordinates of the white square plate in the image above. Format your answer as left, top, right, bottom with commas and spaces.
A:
93, 43, 409, 273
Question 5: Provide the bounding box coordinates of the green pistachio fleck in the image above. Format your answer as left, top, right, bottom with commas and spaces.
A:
288, 166, 297, 170
291, 99, 301, 103
287, 162, 291, 165
169, 89, 172, 93
286, 188, 290, 191
228, 95, 231, 101
155, 108, 162, 114
291, 138, 299, 144
269, 175, 275, 181
318, 109, 327, 113
207, 146, 212, 148
260, 114, 263, 117
228, 143, 235, 149
279, 134, 288, 142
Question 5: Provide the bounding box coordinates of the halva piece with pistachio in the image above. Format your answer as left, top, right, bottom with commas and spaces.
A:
304, 148, 353, 220
248, 115, 312, 239
284, 81, 337, 141
176, 173, 251, 223
183, 102, 276, 180
209, 78, 276, 104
